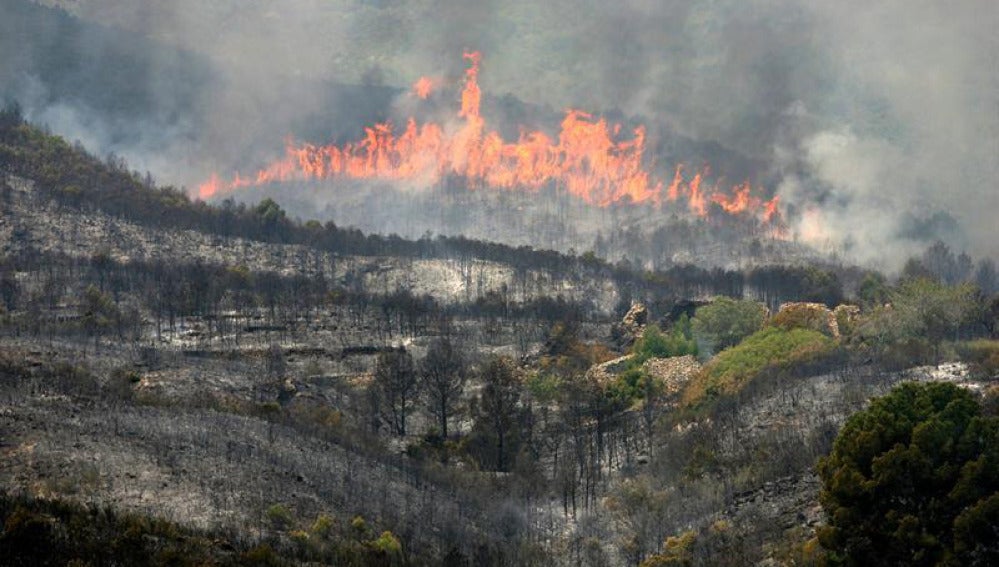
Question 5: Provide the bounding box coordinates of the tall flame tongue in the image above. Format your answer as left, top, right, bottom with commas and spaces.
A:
198, 51, 781, 224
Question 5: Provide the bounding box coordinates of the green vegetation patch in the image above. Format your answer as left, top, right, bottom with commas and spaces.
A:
632, 318, 698, 364
691, 296, 767, 353
0, 490, 411, 566
682, 327, 834, 408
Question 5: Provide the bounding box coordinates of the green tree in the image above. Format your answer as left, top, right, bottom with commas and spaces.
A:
974, 258, 997, 295
691, 297, 767, 353
817, 382, 999, 566
254, 198, 286, 224
78, 284, 118, 348
894, 278, 979, 343
253, 198, 289, 238
857, 272, 890, 308
856, 278, 980, 363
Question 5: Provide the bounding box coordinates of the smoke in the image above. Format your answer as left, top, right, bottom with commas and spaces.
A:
769, 1, 999, 267
540, 0, 999, 267
8, 0, 999, 268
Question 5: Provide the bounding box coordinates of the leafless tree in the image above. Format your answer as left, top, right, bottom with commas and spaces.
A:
419, 337, 467, 439
374, 349, 417, 436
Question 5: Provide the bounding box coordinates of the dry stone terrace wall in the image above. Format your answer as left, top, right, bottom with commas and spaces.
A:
642, 355, 701, 398
0, 176, 620, 311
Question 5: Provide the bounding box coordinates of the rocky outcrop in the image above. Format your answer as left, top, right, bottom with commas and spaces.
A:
727, 474, 824, 531
622, 302, 648, 330
611, 302, 648, 349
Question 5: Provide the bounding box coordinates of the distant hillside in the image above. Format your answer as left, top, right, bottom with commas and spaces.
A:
0, 107, 852, 310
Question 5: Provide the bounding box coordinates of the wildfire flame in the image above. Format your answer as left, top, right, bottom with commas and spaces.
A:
198, 51, 782, 225
412, 76, 435, 99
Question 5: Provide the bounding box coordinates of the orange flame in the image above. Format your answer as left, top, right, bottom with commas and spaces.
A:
666, 165, 683, 202
199, 52, 782, 225
412, 76, 435, 99
687, 172, 705, 216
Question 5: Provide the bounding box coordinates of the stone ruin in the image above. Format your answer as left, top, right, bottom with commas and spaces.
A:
772, 302, 861, 338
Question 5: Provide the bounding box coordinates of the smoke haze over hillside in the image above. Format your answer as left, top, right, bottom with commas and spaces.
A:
7, 0, 999, 268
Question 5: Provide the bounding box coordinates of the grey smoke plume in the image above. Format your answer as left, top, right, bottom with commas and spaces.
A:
767, 1, 999, 267
11, 0, 999, 268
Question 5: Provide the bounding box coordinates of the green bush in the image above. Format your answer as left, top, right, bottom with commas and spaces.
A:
633, 319, 697, 363
682, 327, 834, 408
877, 337, 936, 371
834, 305, 860, 340
607, 366, 649, 407
350, 515, 368, 536
311, 513, 335, 540
0, 489, 410, 566
610, 319, 698, 406
640, 530, 696, 566
265, 504, 293, 530
526, 372, 562, 403
691, 297, 767, 353
242, 544, 284, 567
370, 530, 403, 556
855, 279, 980, 364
